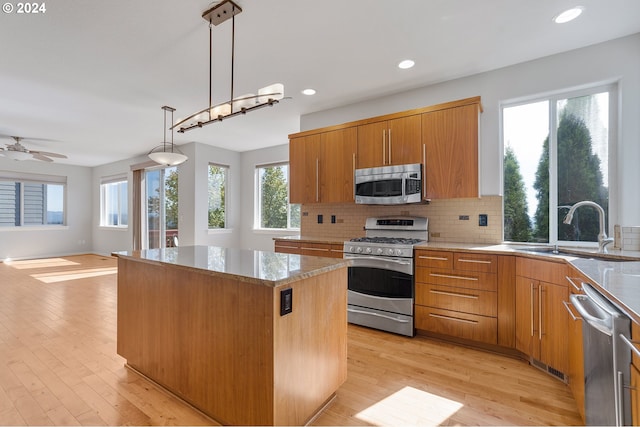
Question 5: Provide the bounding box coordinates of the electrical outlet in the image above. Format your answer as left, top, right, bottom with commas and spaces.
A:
431, 232, 441, 238
280, 288, 293, 316
459, 215, 470, 220
331, 215, 336, 223
302, 212, 308, 216
479, 214, 488, 226
317, 214, 323, 224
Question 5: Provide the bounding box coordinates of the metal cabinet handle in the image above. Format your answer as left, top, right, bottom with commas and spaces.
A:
562, 300, 582, 321
565, 276, 582, 292
619, 334, 640, 357
458, 258, 492, 264
382, 129, 386, 165
429, 289, 479, 300
530, 282, 534, 337
422, 143, 427, 199
429, 312, 478, 325
418, 255, 449, 261
429, 273, 478, 281
315, 157, 319, 202
388, 128, 392, 164
301, 247, 329, 252
539, 284, 544, 339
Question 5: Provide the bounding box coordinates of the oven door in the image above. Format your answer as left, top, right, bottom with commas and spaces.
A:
345, 254, 414, 314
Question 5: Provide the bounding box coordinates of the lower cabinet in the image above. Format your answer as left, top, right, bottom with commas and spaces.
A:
274, 239, 343, 258
414, 250, 498, 345
515, 258, 569, 381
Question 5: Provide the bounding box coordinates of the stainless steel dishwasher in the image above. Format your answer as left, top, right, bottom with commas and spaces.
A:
570, 283, 631, 426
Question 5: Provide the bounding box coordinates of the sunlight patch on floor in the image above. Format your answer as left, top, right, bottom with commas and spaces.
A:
355, 386, 463, 426
5, 258, 80, 269
30, 267, 118, 283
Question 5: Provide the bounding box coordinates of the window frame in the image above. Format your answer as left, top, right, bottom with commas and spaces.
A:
500, 82, 618, 246
99, 176, 128, 228
0, 171, 67, 229
254, 161, 300, 231
207, 163, 229, 230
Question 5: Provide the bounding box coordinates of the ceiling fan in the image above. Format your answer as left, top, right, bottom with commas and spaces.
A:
0, 136, 67, 162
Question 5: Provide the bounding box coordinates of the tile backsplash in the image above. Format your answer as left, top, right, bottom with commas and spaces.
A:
300, 196, 503, 244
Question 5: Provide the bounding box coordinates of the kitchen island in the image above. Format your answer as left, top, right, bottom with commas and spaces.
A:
113, 245, 350, 426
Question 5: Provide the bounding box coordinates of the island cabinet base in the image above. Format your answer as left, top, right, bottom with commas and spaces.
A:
116, 257, 348, 426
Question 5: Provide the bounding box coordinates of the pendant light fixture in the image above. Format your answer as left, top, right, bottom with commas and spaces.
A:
172, 0, 284, 133
148, 106, 188, 166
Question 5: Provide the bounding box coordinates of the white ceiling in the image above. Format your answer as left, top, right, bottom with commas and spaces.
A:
1, 0, 639, 167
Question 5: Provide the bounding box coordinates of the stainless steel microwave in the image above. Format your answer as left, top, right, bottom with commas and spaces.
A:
354, 163, 422, 205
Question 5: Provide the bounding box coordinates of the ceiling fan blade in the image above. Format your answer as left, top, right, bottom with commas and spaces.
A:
30, 150, 67, 159
32, 153, 54, 162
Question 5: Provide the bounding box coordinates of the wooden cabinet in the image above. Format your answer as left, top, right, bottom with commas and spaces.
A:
422, 103, 479, 199
356, 115, 422, 169
289, 127, 357, 204
415, 250, 498, 344
515, 258, 569, 380
274, 239, 343, 259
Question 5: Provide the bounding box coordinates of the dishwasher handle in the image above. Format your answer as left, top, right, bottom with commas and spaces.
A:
570, 293, 613, 336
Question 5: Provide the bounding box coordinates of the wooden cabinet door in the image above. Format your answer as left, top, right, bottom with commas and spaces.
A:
632, 363, 640, 427
422, 103, 479, 199
356, 121, 387, 168
320, 127, 357, 203
388, 115, 422, 166
515, 276, 538, 357
540, 281, 569, 375
289, 134, 321, 204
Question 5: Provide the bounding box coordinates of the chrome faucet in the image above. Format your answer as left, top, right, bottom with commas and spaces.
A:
563, 201, 613, 253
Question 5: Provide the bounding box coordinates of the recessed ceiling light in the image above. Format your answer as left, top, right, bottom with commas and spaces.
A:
302, 88, 316, 96
553, 6, 584, 24
398, 59, 415, 69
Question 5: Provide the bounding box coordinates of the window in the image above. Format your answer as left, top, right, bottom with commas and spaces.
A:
100, 178, 128, 227
0, 172, 66, 227
256, 163, 300, 229
208, 164, 227, 229
502, 84, 616, 245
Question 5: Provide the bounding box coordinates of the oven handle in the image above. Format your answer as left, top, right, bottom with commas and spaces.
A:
344, 255, 412, 266
347, 308, 410, 323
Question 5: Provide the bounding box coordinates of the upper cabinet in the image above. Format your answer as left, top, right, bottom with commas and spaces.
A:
290, 127, 357, 204
289, 96, 481, 203
422, 103, 480, 199
356, 115, 422, 169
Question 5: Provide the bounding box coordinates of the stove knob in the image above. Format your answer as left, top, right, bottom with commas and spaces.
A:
395, 249, 403, 256
365, 247, 372, 254
376, 247, 384, 255
356, 247, 363, 253
387, 248, 395, 256
349, 246, 356, 253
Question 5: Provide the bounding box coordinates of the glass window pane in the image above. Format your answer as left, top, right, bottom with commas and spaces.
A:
503, 101, 549, 243
557, 92, 609, 243
164, 167, 178, 245
45, 184, 64, 225
208, 165, 227, 229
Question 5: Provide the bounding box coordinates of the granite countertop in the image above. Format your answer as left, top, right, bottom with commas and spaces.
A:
274, 235, 349, 245
113, 245, 351, 287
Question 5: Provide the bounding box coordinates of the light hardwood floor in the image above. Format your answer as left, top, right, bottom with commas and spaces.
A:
0, 254, 582, 426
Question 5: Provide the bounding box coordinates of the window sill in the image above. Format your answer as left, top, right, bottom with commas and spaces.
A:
0, 225, 69, 231
99, 226, 129, 231
208, 228, 233, 234
252, 228, 300, 234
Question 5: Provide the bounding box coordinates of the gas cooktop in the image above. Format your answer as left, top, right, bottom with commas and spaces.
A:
349, 237, 425, 245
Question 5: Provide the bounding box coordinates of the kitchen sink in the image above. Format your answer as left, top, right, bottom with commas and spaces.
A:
513, 246, 635, 261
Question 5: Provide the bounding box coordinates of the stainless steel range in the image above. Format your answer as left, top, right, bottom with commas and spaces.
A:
343, 217, 428, 337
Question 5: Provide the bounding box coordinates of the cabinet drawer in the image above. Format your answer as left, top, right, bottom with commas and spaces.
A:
416, 267, 497, 291
274, 241, 301, 254
454, 253, 497, 273
300, 243, 333, 257
415, 283, 497, 317
330, 244, 344, 258
415, 306, 497, 344
415, 250, 453, 269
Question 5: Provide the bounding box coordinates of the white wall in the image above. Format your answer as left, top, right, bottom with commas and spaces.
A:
239, 143, 298, 251
0, 157, 92, 260
301, 33, 640, 225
